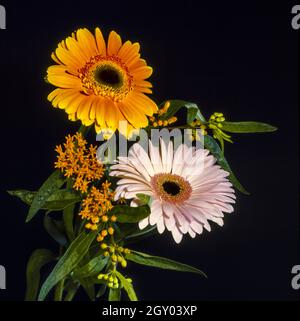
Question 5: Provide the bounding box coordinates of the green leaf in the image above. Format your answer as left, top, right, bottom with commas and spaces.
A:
43, 213, 67, 246
44, 190, 81, 211
160, 100, 206, 123
96, 284, 107, 298
111, 205, 150, 223
115, 271, 138, 301
222, 121, 277, 133
38, 231, 97, 301
8, 189, 81, 212
126, 251, 207, 277
73, 255, 108, 279
136, 193, 151, 206
63, 203, 76, 241
63, 180, 78, 242
187, 107, 199, 124
204, 135, 250, 195
25, 249, 55, 301
8, 190, 36, 206
124, 225, 157, 245
108, 287, 121, 301
26, 170, 66, 222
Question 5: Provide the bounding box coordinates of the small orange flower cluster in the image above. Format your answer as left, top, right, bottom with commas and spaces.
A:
79, 183, 115, 232
149, 101, 177, 127
55, 132, 104, 193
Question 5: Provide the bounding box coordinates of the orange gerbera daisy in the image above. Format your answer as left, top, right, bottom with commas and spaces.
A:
47, 27, 158, 134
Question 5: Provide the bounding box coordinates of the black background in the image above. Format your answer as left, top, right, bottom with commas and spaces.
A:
0, 0, 299, 301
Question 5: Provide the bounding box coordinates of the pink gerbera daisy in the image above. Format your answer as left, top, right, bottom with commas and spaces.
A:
110, 140, 236, 243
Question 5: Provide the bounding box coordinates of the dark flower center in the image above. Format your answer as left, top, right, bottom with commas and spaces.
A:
162, 181, 181, 196
94, 66, 122, 88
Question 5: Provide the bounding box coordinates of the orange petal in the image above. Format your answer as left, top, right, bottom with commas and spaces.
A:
95, 27, 106, 55
133, 66, 153, 80
47, 73, 82, 89
56, 90, 82, 110
104, 98, 118, 129
95, 98, 106, 127
117, 101, 148, 128
107, 31, 122, 56
76, 28, 98, 58
118, 41, 140, 63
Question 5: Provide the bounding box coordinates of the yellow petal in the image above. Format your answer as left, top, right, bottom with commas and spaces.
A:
117, 101, 148, 128
56, 90, 82, 110
76, 96, 93, 120
104, 98, 118, 129
65, 94, 86, 114
133, 66, 153, 80
76, 28, 98, 58
95, 98, 106, 127
47, 73, 82, 89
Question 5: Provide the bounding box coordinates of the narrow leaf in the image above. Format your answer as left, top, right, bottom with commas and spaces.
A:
8, 189, 81, 212
25, 249, 55, 301
160, 100, 206, 123
38, 231, 96, 301
26, 170, 66, 222
126, 251, 207, 277
108, 287, 121, 301
115, 271, 138, 301
222, 121, 277, 133
204, 135, 249, 195
73, 255, 108, 279
63, 203, 76, 241
111, 205, 150, 223
43, 214, 67, 246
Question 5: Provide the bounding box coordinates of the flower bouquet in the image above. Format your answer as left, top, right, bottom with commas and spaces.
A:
8, 27, 277, 301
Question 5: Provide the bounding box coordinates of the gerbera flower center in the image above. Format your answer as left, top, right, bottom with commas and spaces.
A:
151, 173, 192, 204
79, 55, 134, 102
94, 66, 123, 88
162, 181, 181, 196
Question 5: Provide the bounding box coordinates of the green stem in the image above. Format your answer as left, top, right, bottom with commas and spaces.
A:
78, 124, 91, 138
64, 283, 79, 301
54, 278, 65, 301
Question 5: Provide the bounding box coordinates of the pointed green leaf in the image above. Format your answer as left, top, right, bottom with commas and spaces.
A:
43, 214, 67, 246
63, 203, 76, 241
8, 189, 81, 212
160, 100, 206, 123
96, 284, 107, 298
111, 205, 150, 223
63, 179, 78, 242
204, 135, 250, 195
124, 225, 157, 245
126, 251, 207, 277
26, 170, 66, 222
222, 121, 277, 133
108, 287, 121, 301
115, 271, 138, 301
25, 249, 55, 301
38, 231, 97, 301
73, 255, 108, 279
187, 107, 199, 124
